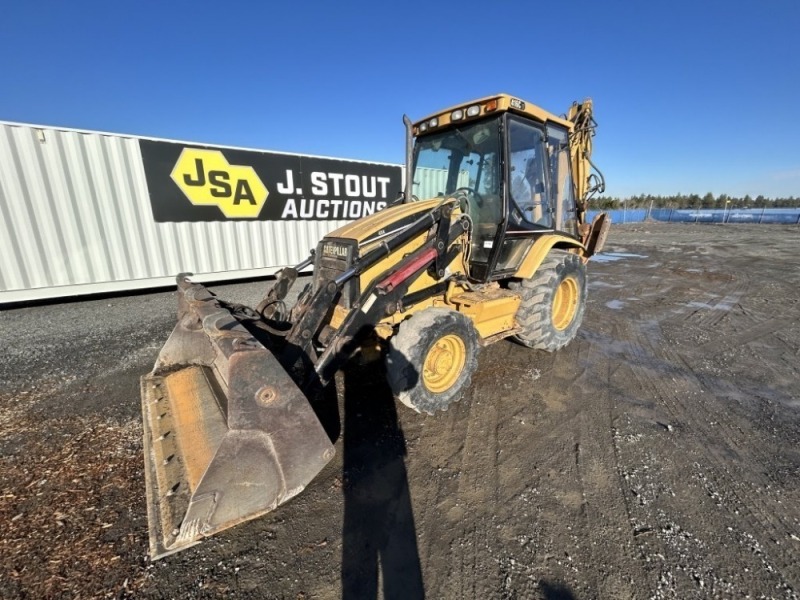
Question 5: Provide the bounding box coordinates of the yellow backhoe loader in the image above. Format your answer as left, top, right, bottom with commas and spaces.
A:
141, 94, 609, 559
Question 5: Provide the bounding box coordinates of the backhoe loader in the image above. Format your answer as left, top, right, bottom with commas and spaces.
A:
141, 93, 609, 559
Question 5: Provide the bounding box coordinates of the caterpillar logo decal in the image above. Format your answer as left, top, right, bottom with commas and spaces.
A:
170, 148, 269, 218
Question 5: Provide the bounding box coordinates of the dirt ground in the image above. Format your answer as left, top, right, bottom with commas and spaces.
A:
1, 222, 799, 599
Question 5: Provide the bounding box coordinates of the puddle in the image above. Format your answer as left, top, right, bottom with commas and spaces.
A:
593, 252, 649, 263
589, 281, 625, 289
685, 301, 714, 309
685, 294, 739, 311
606, 299, 626, 310
685, 301, 733, 311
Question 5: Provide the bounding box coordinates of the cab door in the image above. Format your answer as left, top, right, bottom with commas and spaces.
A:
545, 123, 579, 236
485, 116, 552, 278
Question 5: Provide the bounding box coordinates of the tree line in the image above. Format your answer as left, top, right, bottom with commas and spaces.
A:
593, 193, 800, 211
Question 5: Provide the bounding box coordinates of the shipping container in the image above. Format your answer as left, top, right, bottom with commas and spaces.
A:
0, 121, 403, 303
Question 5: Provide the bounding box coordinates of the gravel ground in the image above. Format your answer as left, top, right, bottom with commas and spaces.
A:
1, 222, 799, 599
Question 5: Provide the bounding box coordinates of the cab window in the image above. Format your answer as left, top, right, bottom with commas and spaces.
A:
546, 124, 577, 235
508, 119, 551, 228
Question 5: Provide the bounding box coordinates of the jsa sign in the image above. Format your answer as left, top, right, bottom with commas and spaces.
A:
172, 149, 268, 218
140, 139, 402, 222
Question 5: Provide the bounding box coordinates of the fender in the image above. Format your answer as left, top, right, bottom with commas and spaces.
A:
514, 234, 586, 280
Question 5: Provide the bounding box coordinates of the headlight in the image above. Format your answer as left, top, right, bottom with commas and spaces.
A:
466, 105, 480, 117
451, 109, 464, 121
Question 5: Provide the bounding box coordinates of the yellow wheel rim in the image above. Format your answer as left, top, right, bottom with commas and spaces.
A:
422, 334, 466, 394
552, 276, 579, 331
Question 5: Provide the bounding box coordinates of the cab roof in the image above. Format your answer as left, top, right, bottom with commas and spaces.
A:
413, 93, 573, 136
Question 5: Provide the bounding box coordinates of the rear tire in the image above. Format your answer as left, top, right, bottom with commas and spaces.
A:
510, 249, 587, 351
385, 308, 479, 414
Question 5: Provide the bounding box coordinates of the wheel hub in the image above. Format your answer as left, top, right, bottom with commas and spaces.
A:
423, 334, 466, 394
552, 276, 579, 331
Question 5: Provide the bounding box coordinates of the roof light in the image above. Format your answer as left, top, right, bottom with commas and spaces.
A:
466, 105, 480, 117
419, 122, 429, 132
428, 117, 438, 128
451, 109, 464, 121
485, 99, 498, 112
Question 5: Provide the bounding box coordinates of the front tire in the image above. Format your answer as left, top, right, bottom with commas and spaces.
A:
385, 308, 479, 414
510, 249, 587, 351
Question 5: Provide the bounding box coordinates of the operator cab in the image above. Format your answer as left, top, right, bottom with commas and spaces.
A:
411, 94, 579, 282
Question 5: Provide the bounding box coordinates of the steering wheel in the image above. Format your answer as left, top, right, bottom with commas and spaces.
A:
452, 187, 484, 209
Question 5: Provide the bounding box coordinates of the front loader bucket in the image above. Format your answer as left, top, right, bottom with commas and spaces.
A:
141, 276, 334, 559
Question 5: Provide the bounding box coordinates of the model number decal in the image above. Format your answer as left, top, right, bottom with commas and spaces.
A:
322, 243, 349, 259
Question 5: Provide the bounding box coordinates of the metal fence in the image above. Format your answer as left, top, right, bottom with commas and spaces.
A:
587, 207, 800, 225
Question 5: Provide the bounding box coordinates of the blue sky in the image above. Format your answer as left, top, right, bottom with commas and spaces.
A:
1, 0, 798, 199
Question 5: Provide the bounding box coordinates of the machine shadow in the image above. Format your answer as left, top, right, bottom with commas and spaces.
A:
337, 359, 425, 600
539, 580, 577, 600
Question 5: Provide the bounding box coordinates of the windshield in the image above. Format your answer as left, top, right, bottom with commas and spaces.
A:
411, 118, 501, 201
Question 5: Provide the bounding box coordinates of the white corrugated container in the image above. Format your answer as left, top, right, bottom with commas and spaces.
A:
412, 167, 470, 199
0, 121, 402, 303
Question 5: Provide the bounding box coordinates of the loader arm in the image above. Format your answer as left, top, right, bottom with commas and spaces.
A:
312, 212, 468, 385
277, 201, 456, 382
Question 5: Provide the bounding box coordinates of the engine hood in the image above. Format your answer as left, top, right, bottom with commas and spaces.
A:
323, 198, 442, 248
